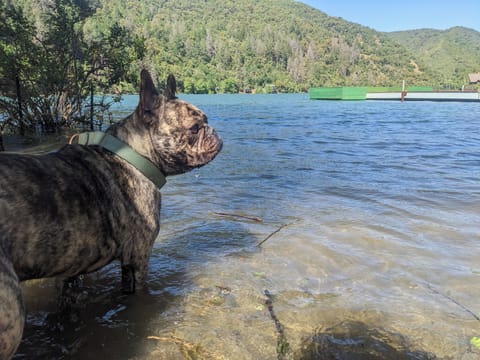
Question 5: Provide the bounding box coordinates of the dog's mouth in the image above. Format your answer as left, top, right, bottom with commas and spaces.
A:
189, 127, 222, 168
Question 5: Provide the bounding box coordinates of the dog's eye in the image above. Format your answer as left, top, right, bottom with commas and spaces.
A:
189, 109, 200, 117
190, 124, 200, 134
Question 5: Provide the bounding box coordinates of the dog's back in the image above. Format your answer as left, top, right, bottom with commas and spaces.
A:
0, 145, 161, 281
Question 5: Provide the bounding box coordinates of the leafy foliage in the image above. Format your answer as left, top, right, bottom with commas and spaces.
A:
0, 0, 142, 135
387, 27, 480, 89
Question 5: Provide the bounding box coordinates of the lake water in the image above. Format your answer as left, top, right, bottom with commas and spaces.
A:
14, 94, 480, 359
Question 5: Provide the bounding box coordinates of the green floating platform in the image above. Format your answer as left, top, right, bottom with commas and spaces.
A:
309, 87, 367, 100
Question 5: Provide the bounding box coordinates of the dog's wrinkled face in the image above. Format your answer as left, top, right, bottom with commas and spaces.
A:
137, 71, 222, 175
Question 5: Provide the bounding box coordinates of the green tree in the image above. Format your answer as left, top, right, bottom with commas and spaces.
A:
218, 78, 239, 93
0, 0, 144, 138
0, 2, 43, 135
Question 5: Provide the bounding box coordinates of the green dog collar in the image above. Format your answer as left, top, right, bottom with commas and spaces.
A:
72, 131, 166, 189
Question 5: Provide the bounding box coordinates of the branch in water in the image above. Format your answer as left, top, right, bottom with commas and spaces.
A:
425, 283, 480, 321
257, 223, 290, 247
264, 289, 292, 359
213, 212, 263, 223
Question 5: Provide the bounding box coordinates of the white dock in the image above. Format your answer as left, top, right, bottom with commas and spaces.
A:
367, 91, 480, 102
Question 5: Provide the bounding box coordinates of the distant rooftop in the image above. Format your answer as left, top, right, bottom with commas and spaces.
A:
468, 73, 480, 83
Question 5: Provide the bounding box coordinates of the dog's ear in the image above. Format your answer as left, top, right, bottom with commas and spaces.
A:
164, 74, 177, 100
140, 69, 159, 115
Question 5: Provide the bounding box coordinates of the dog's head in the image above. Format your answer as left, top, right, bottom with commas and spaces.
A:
134, 70, 222, 176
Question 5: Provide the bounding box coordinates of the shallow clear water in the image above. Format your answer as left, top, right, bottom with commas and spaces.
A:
14, 94, 480, 359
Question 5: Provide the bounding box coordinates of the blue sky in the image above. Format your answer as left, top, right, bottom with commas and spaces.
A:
299, 0, 480, 32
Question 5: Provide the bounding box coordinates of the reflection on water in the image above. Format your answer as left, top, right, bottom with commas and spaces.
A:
10, 95, 480, 359
297, 320, 437, 360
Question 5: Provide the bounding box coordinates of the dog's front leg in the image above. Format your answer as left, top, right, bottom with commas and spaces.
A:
121, 262, 149, 293
120, 228, 157, 294
121, 265, 135, 294
126, 232, 156, 292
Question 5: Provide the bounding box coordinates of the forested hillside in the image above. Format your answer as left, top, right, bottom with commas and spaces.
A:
387, 27, 480, 87
80, 0, 435, 93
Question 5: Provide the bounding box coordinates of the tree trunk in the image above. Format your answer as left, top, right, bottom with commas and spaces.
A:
16, 75, 25, 136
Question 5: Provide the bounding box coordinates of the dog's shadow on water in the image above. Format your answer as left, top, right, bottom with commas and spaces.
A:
15, 215, 258, 359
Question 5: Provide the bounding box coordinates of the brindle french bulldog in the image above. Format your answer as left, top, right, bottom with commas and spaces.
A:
0, 70, 222, 359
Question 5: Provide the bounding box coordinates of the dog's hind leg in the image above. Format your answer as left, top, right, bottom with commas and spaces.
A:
57, 276, 89, 311
0, 259, 24, 360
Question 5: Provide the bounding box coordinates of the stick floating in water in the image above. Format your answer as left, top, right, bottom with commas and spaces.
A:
425, 283, 480, 321
213, 212, 263, 223
257, 223, 290, 247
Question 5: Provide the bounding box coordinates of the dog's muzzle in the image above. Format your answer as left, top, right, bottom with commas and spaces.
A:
191, 126, 222, 167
